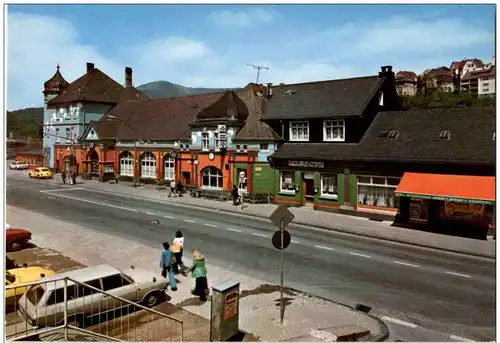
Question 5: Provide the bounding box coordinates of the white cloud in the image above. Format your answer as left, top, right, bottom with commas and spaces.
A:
207, 8, 275, 27
133, 37, 211, 64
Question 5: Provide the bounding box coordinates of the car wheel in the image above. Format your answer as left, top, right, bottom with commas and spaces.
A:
9, 241, 22, 252
143, 291, 161, 308
37, 175, 40, 179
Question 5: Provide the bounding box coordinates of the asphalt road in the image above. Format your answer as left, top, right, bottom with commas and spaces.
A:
6, 175, 496, 342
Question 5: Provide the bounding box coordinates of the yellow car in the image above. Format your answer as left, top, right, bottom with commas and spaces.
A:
5, 266, 56, 310
29, 167, 53, 179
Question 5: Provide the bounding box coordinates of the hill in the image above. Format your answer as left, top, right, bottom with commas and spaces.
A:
7, 107, 44, 139
137, 80, 238, 98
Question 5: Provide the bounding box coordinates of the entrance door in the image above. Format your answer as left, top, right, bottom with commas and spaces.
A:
182, 172, 191, 185
303, 173, 315, 202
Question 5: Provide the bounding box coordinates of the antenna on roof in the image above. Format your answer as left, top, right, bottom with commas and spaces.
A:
246, 63, 269, 84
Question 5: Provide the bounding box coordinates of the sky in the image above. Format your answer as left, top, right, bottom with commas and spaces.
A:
6, 3, 495, 111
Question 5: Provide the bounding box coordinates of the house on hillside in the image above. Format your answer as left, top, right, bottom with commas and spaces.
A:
395, 71, 417, 96
450, 58, 484, 78
461, 66, 496, 97
422, 67, 456, 93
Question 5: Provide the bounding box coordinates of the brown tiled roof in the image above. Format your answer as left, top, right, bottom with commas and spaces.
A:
43, 65, 70, 96
233, 86, 281, 141
48, 68, 127, 106
262, 75, 385, 120
270, 107, 495, 165
461, 66, 496, 81
195, 91, 249, 122
395, 71, 417, 81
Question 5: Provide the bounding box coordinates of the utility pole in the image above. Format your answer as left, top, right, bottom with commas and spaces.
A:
246, 64, 269, 84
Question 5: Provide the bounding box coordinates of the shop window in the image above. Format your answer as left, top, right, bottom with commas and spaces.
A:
104, 165, 114, 173
202, 132, 209, 151
164, 156, 175, 181
120, 152, 134, 176
323, 120, 345, 142
320, 174, 338, 198
290, 121, 309, 141
280, 172, 296, 193
140, 152, 157, 179
357, 176, 401, 208
201, 166, 222, 188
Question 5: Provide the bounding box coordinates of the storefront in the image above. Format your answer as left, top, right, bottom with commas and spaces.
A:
395, 172, 495, 239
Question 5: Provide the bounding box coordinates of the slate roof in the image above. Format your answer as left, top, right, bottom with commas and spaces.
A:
269, 107, 495, 165
43, 65, 70, 96
233, 85, 282, 141
262, 76, 385, 120
195, 91, 249, 122
48, 67, 145, 106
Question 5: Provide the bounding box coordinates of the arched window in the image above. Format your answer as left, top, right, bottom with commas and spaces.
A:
202, 166, 222, 188
141, 152, 157, 178
120, 152, 134, 176
164, 156, 175, 181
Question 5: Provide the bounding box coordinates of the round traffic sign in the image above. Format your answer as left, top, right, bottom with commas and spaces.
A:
272, 230, 291, 250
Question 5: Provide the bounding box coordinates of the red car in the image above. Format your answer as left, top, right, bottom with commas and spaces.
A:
6, 228, 32, 252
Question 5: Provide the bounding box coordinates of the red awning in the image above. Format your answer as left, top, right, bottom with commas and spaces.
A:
395, 172, 495, 204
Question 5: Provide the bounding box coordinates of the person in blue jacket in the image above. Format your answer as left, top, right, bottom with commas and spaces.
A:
159, 242, 177, 291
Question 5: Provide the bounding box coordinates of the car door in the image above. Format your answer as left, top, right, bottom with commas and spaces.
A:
44, 284, 79, 325
75, 278, 106, 318
100, 274, 137, 312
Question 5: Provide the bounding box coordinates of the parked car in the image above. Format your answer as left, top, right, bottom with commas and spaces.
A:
9, 161, 29, 170
29, 167, 53, 179
6, 265, 56, 310
18, 264, 168, 328
6, 256, 18, 270
6, 228, 32, 252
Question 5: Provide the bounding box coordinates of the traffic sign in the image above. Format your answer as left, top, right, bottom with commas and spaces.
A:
269, 205, 295, 230
272, 230, 291, 250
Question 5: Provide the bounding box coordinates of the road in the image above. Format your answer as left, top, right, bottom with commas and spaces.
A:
6, 175, 496, 342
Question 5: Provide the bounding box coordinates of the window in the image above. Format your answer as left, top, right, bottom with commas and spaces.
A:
243, 145, 248, 150
236, 145, 241, 150
65, 128, 71, 139
140, 152, 157, 178
214, 132, 220, 150
26, 285, 45, 305
47, 285, 78, 305
202, 132, 209, 151
77, 279, 102, 297
439, 130, 451, 140
320, 175, 338, 198
259, 143, 269, 150
357, 176, 401, 208
120, 152, 134, 176
201, 166, 222, 188
55, 128, 60, 142
290, 121, 309, 141
280, 172, 296, 193
102, 274, 131, 292
164, 156, 175, 181
323, 120, 345, 141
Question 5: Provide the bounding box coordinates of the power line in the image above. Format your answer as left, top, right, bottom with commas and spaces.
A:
246, 63, 269, 84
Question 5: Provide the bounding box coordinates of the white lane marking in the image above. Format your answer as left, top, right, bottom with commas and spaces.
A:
204, 224, 217, 228
393, 261, 419, 268
227, 228, 242, 232
450, 334, 474, 342
446, 271, 471, 278
381, 316, 418, 328
184, 219, 195, 223
291, 240, 299, 244
39, 192, 139, 212
349, 252, 371, 258
39, 187, 85, 192
252, 233, 267, 237
145, 212, 155, 216
164, 215, 174, 219
314, 245, 334, 251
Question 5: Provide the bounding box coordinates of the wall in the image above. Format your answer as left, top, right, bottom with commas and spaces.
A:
479, 76, 496, 96
252, 163, 275, 194
43, 94, 58, 168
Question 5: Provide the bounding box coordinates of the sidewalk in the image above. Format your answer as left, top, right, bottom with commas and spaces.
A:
53, 175, 496, 259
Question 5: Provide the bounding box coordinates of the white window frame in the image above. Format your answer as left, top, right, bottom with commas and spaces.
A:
323, 120, 345, 142
279, 171, 296, 194
119, 152, 134, 176
164, 156, 175, 181
214, 132, 220, 151
140, 152, 157, 179
289, 121, 309, 142
201, 132, 209, 151
320, 174, 338, 199
259, 143, 269, 151
201, 166, 223, 189
357, 175, 401, 208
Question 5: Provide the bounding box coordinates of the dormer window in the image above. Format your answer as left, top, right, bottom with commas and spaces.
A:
323, 120, 345, 142
259, 143, 269, 150
290, 121, 309, 142
387, 130, 399, 139
439, 130, 451, 140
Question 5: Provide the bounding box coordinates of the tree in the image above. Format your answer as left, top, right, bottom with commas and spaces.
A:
402, 92, 495, 110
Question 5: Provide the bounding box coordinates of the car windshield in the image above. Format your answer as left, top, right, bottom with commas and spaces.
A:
6, 271, 15, 284
26, 285, 45, 304
40, 168, 49, 172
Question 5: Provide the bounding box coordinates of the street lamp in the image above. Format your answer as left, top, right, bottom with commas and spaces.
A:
106, 115, 140, 187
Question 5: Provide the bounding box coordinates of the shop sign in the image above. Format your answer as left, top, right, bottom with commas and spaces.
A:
255, 167, 262, 172
288, 160, 324, 169
223, 291, 238, 320
397, 193, 494, 205
444, 202, 485, 220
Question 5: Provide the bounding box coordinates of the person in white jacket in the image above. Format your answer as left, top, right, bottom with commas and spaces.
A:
173, 230, 186, 275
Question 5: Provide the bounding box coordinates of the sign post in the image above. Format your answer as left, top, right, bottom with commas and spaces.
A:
239, 171, 246, 210
279, 217, 284, 323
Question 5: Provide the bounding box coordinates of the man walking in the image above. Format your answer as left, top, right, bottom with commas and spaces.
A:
168, 180, 177, 197
61, 170, 67, 185
159, 242, 177, 291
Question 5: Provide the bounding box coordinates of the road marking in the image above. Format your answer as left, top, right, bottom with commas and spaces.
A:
309, 329, 337, 342
163, 215, 174, 219
184, 219, 195, 223
204, 224, 217, 228
393, 261, 419, 268
446, 271, 471, 278
314, 245, 334, 251
252, 233, 267, 237
39, 192, 139, 212
291, 240, 299, 244
227, 228, 242, 232
381, 316, 418, 328
349, 252, 371, 258
145, 212, 155, 216
39, 187, 85, 193
450, 334, 474, 342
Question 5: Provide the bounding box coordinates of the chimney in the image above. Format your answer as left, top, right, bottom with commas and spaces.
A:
86, 62, 95, 74
266, 83, 273, 98
125, 67, 132, 88
379, 65, 394, 79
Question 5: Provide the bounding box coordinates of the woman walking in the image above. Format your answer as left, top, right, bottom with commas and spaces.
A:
172, 230, 187, 275
189, 249, 208, 301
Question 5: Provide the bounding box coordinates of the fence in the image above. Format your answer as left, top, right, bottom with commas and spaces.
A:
6, 276, 183, 341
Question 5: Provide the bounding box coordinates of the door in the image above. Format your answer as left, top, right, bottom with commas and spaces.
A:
303, 173, 315, 202
182, 172, 191, 185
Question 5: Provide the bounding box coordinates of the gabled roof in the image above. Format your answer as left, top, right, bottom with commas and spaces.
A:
47, 67, 146, 106
461, 66, 496, 81
262, 75, 386, 120
195, 91, 249, 123
233, 85, 281, 141
270, 107, 495, 165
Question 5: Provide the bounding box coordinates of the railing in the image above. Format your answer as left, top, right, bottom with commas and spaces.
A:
6, 276, 183, 341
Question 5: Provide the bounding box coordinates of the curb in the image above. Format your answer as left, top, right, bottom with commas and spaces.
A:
73, 183, 495, 260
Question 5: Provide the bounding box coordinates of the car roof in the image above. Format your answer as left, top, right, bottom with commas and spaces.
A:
41, 264, 122, 292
